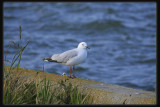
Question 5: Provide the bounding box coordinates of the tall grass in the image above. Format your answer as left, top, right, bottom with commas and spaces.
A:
3, 26, 91, 104
4, 25, 29, 74
3, 71, 91, 104
3, 74, 37, 104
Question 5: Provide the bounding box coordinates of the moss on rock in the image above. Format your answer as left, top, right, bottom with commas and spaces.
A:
4, 66, 155, 104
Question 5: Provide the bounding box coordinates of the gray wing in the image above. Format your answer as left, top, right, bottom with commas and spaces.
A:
51, 49, 78, 63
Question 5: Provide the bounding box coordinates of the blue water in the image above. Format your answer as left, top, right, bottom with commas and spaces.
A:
4, 2, 156, 91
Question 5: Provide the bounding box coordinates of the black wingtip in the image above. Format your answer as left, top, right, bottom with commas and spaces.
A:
43, 58, 57, 62
43, 58, 50, 61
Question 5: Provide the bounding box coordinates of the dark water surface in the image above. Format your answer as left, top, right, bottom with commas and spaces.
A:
4, 2, 156, 91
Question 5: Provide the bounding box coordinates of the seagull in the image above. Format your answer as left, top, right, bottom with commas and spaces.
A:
43, 42, 90, 78
62, 72, 66, 76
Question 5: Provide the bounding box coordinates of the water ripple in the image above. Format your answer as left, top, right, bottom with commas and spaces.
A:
4, 2, 156, 91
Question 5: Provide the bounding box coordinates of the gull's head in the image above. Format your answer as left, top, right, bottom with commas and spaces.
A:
78, 42, 90, 49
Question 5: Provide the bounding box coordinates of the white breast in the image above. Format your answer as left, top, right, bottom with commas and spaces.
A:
66, 48, 87, 66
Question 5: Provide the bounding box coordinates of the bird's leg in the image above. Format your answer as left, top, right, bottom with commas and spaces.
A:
72, 66, 76, 78
69, 66, 72, 78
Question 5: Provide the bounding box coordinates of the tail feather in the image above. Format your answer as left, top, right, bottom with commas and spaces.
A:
43, 58, 57, 62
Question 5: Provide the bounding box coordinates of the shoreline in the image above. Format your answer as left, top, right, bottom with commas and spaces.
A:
3, 66, 155, 104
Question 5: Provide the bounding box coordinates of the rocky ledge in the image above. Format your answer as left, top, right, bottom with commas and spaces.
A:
4, 66, 155, 104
